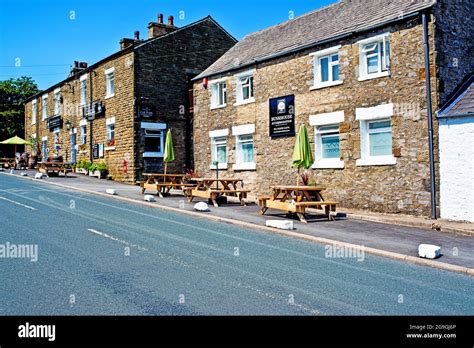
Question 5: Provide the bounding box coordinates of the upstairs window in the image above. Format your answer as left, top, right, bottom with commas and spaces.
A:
105, 67, 115, 98
80, 75, 87, 106
235, 70, 255, 105
31, 100, 37, 125
42, 95, 48, 120
54, 89, 61, 115
359, 34, 390, 81
210, 81, 227, 108
311, 45, 342, 89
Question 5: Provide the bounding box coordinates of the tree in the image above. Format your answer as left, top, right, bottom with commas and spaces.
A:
0, 76, 40, 155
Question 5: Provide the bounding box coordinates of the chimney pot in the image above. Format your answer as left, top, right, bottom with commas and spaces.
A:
158, 13, 163, 24
134, 31, 140, 40
168, 15, 174, 26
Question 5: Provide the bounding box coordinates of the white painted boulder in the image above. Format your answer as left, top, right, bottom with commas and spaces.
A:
34, 173, 47, 179
266, 220, 294, 230
20, 172, 28, 176
144, 195, 156, 202
418, 244, 441, 259
194, 202, 210, 212
106, 189, 117, 195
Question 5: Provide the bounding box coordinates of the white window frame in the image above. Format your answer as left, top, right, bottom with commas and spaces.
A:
358, 33, 391, 81
309, 111, 345, 169
232, 124, 256, 171
31, 99, 37, 125
80, 74, 87, 106
141, 122, 166, 157
106, 117, 115, 142
356, 103, 396, 166
210, 78, 227, 109
42, 94, 48, 120
209, 128, 229, 169
234, 70, 255, 106
53, 88, 61, 116
310, 45, 343, 90
105, 67, 115, 99
80, 125, 87, 145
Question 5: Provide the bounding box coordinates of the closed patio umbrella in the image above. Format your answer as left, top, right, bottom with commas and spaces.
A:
0, 135, 29, 156
291, 125, 313, 185
163, 129, 175, 180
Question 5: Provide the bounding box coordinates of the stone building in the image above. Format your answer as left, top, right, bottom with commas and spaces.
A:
192, 0, 473, 217
24, 14, 236, 183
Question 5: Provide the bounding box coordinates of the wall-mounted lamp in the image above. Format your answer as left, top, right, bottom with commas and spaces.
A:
65, 120, 72, 132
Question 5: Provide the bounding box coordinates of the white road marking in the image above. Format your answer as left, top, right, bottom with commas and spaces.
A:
87, 228, 148, 251
0, 196, 36, 210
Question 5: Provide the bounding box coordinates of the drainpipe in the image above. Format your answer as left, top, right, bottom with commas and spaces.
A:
422, 12, 437, 219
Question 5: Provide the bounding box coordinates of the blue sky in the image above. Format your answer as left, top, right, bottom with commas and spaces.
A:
0, 0, 335, 90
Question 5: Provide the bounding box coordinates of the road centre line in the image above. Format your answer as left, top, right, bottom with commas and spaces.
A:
0, 196, 37, 210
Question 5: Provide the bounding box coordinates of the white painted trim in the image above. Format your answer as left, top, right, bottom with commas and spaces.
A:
32, 99, 37, 105
42, 94, 48, 100
140, 122, 166, 130
356, 156, 397, 166
80, 74, 88, 81
143, 152, 163, 158
210, 104, 227, 110
234, 69, 255, 78
104, 146, 116, 151
312, 158, 345, 169
233, 97, 255, 106
309, 111, 345, 126
210, 163, 228, 170
356, 32, 390, 45
310, 80, 343, 90
356, 103, 394, 120
209, 76, 227, 84
106, 117, 116, 125
41, 136, 48, 141
209, 128, 229, 138
105, 93, 115, 99
309, 45, 341, 57
79, 119, 88, 126
69, 128, 77, 135
358, 70, 390, 82
232, 124, 255, 136
54, 87, 61, 94
233, 162, 256, 171
104, 67, 115, 75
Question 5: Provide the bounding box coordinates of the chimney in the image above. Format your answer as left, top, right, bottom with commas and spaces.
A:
69, 61, 88, 76
147, 13, 177, 39
120, 30, 142, 50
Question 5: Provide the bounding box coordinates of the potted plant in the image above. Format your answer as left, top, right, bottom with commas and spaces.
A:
28, 136, 39, 169
184, 169, 199, 185
89, 161, 108, 179
106, 139, 115, 147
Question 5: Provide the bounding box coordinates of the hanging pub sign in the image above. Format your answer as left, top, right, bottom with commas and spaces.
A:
47, 115, 63, 130
82, 100, 105, 121
138, 103, 155, 118
269, 94, 295, 138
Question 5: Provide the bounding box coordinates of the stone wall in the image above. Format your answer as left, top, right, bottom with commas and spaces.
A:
24, 50, 136, 183
134, 17, 237, 180
194, 18, 440, 216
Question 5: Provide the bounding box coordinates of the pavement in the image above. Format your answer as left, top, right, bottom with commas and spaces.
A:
0, 172, 473, 315
3, 169, 474, 272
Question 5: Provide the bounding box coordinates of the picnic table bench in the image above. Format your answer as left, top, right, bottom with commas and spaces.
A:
0, 157, 16, 169
38, 161, 73, 176
141, 173, 195, 197
258, 185, 337, 223
186, 178, 250, 207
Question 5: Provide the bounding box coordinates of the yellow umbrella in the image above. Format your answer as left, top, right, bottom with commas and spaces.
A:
163, 129, 175, 181
0, 135, 29, 156
291, 125, 313, 185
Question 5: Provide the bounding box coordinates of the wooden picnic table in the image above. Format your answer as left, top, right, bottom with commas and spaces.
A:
258, 185, 337, 223
140, 173, 195, 197
0, 157, 16, 169
186, 177, 250, 207
38, 161, 73, 176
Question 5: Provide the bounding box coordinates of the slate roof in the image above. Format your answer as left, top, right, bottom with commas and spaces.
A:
196, 0, 436, 80
438, 75, 474, 118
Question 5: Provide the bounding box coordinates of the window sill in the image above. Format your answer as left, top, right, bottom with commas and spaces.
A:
233, 163, 256, 171
105, 94, 115, 99
31, 122, 36, 126
312, 159, 344, 169
210, 164, 228, 170
310, 80, 343, 90
234, 97, 255, 107
104, 146, 116, 151
143, 152, 163, 158
358, 71, 390, 82
356, 156, 396, 166
210, 104, 227, 110
79, 150, 88, 154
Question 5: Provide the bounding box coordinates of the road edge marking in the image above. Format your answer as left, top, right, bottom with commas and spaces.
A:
0, 195, 37, 210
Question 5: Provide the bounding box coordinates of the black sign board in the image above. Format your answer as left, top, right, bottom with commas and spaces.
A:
138, 104, 155, 118
83, 101, 105, 121
47, 115, 62, 130
92, 144, 99, 159
269, 94, 295, 138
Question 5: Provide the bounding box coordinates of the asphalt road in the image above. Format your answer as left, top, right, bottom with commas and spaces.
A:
1, 174, 473, 315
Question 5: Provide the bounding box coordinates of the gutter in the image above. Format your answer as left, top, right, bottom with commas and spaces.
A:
422, 12, 437, 220
193, 10, 424, 81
